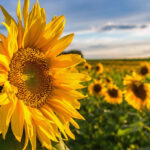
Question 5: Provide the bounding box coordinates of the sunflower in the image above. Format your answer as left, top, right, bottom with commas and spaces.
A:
123, 72, 150, 111
95, 63, 103, 74
138, 62, 150, 77
104, 76, 113, 85
84, 62, 91, 71
88, 80, 104, 97
0, 0, 88, 149
104, 84, 122, 104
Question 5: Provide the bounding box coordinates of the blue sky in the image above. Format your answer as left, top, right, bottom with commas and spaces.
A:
0, 0, 150, 59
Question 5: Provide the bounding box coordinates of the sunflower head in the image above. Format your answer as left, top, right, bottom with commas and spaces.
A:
138, 63, 150, 77
0, 0, 88, 149
104, 76, 113, 85
88, 80, 104, 96
95, 63, 104, 74
123, 72, 150, 111
84, 62, 91, 71
104, 84, 122, 104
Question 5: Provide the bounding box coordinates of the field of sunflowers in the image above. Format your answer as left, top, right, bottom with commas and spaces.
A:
0, 0, 150, 150
66, 59, 150, 150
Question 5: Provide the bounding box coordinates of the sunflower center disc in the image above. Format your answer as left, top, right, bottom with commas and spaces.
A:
93, 84, 101, 93
108, 88, 118, 98
8, 48, 52, 108
141, 66, 148, 75
85, 65, 89, 69
95, 66, 100, 71
106, 78, 110, 83
132, 83, 146, 101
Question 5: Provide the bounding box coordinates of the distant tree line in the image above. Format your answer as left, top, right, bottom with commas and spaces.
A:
61, 50, 84, 58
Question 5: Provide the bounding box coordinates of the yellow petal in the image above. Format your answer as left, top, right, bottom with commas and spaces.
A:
0, 92, 9, 105
23, 124, 29, 150
18, 21, 24, 49
11, 100, 24, 142
37, 127, 52, 150
70, 118, 80, 129
30, 123, 36, 150
23, 121, 36, 150
0, 36, 9, 58
23, 18, 45, 48
50, 54, 84, 68
35, 119, 58, 142
23, 0, 29, 26
20, 102, 32, 133
44, 15, 65, 39
17, 0, 24, 49
40, 106, 68, 140
37, 15, 65, 52
0, 100, 17, 139
41, 8, 46, 23
2, 21, 18, 58
53, 89, 81, 109
29, 107, 45, 121
0, 73, 7, 86
0, 5, 16, 26
49, 99, 84, 120
0, 54, 9, 71
64, 122, 75, 139
17, 0, 22, 22
46, 33, 74, 57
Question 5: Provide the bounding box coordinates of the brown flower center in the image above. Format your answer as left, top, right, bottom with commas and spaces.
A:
8, 48, 52, 108
93, 84, 101, 93
106, 78, 110, 83
132, 83, 146, 101
85, 65, 89, 69
108, 88, 118, 98
140, 66, 148, 75
95, 66, 100, 71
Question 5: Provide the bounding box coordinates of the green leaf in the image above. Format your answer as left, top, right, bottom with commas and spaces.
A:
53, 140, 70, 150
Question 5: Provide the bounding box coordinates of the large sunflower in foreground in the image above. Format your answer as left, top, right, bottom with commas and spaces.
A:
123, 72, 150, 111
0, 0, 88, 149
104, 84, 122, 104
88, 80, 104, 97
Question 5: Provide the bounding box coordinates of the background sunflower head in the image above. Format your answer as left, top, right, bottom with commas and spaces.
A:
104, 76, 113, 86
123, 73, 150, 111
95, 63, 104, 74
138, 62, 150, 77
104, 84, 122, 104
83, 62, 91, 71
88, 80, 104, 96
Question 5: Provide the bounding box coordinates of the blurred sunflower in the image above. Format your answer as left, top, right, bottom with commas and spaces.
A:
95, 63, 103, 74
88, 80, 104, 96
138, 63, 150, 77
0, 0, 88, 149
104, 84, 122, 104
123, 72, 150, 111
84, 62, 91, 71
104, 77, 113, 85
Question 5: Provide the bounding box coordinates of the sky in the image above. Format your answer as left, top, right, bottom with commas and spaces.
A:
0, 0, 150, 59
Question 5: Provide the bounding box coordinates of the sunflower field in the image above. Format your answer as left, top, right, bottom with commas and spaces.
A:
66, 59, 150, 150
0, 0, 150, 150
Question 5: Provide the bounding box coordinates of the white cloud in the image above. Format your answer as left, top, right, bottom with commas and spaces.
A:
82, 43, 150, 59
67, 23, 150, 59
